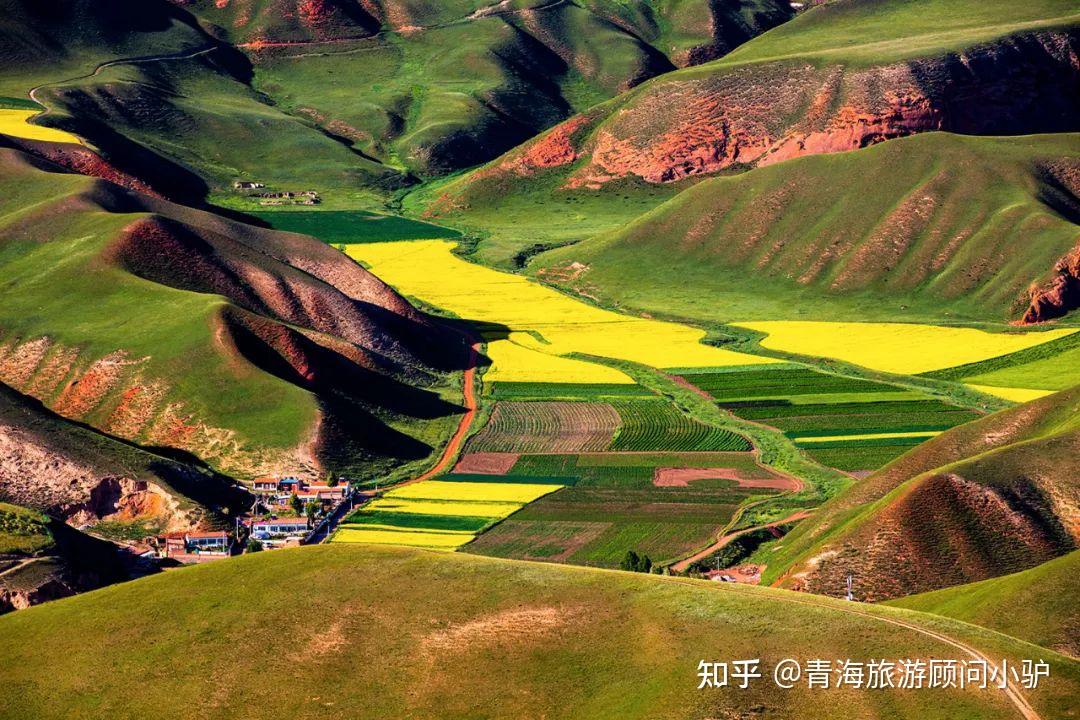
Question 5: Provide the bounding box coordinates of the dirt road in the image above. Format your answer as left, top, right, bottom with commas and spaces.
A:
671, 510, 812, 573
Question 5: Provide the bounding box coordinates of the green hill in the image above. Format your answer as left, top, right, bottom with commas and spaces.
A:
4, 0, 790, 205
761, 386, 1079, 600
534, 132, 1080, 324
0, 544, 1076, 719
422, 0, 1079, 265
0, 148, 466, 481
888, 551, 1080, 659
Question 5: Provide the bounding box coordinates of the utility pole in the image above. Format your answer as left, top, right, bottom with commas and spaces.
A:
846, 574, 854, 601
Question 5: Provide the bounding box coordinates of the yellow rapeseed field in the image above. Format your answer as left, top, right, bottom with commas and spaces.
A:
734, 321, 1076, 375
965, 384, 1055, 403
346, 240, 778, 383
364, 498, 514, 517
331, 527, 472, 549
0, 109, 81, 144
795, 430, 940, 444
384, 480, 560, 504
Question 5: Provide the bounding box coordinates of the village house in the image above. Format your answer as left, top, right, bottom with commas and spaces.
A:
232, 180, 265, 190
159, 531, 231, 562
250, 518, 311, 548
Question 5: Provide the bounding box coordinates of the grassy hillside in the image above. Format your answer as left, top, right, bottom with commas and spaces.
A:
0, 544, 1076, 719
535, 133, 1080, 324
422, 0, 1078, 265
0, 501, 132, 613
888, 551, 1080, 659
0, 148, 466, 481
761, 386, 1079, 599
0, 379, 254, 532
3, 0, 790, 204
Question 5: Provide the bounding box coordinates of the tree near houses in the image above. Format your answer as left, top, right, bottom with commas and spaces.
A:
289, 493, 303, 516
620, 550, 653, 574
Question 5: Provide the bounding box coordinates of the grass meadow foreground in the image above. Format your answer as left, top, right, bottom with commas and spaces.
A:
0, 545, 1076, 720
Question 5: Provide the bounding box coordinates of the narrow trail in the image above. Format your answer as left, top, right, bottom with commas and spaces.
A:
661, 573, 1044, 720
0, 557, 40, 579
27, 45, 222, 112
670, 509, 812, 574
400, 339, 481, 488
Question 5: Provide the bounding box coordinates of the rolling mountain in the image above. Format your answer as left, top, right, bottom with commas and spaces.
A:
534, 132, 1080, 324
0, 147, 468, 481
421, 0, 1079, 268
764, 386, 1079, 601
0, 544, 1077, 719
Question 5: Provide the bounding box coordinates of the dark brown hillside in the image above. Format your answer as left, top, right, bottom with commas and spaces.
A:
0, 148, 468, 479
505, 30, 1080, 190
770, 387, 1080, 601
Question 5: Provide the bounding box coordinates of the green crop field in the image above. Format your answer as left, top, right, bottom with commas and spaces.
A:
610, 400, 751, 451
250, 210, 460, 244
488, 382, 656, 401
466, 464, 777, 566
679, 366, 983, 472
924, 331, 1080, 391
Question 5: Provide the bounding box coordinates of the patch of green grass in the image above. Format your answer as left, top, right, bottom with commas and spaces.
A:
886, 551, 1080, 657
250, 210, 460, 243
0, 503, 52, 555
716, 0, 1079, 67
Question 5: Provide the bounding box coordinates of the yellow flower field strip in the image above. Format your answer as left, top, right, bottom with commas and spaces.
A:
345, 240, 778, 383
365, 498, 515, 517
384, 480, 563, 504
485, 337, 634, 384
964, 384, 1055, 403
332, 527, 473, 549
795, 430, 941, 445
733, 321, 1076, 375
341, 523, 477, 535
0, 109, 82, 145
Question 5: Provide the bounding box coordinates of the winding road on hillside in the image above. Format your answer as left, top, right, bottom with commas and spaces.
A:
671, 576, 1044, 720
403, 339, 481, 487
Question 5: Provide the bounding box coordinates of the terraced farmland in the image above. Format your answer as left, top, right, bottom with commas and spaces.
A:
465, 480, 776, 567
467, 398, 749, 454
680, 366, 983, 472
611, 400, 751, 451
467, 401, 621, 453
331, 478, 562, 550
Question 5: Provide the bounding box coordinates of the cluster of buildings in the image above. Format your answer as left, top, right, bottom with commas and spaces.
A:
150, 475, 355, 561
232, 180, 321, 205
252, 476, 348, 508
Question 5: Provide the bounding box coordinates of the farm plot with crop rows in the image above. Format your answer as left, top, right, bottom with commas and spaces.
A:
610, 400, 750, 451
680, 365, 983, 472
467, 401, 621, 453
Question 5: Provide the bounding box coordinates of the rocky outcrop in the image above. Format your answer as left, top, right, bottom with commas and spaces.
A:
1024, 246, 1080, 323
557, 30, 1078, 188
0, 421, 194, 530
